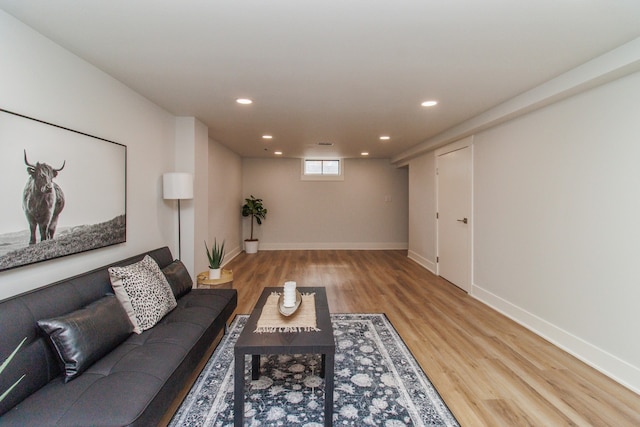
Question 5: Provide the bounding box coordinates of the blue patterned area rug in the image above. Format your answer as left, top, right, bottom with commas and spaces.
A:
170, 313, 460, 426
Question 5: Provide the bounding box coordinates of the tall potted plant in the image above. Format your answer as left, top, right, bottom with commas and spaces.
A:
241, 195, 267, 254
205, 239, 225, 279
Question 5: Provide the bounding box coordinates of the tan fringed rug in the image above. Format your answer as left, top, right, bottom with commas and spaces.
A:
254, 292, 320, 333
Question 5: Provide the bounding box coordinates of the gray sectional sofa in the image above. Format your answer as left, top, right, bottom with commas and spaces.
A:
0, 247, 237, 426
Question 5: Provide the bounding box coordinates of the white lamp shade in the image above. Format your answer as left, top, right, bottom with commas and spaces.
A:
163, 173, 194, 200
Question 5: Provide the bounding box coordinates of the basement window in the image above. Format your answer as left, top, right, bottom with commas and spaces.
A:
301, 159, 344, 181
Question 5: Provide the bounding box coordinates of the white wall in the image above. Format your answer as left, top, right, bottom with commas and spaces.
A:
192, 120, 210, 276
0, 11, 176, 300
242, 158, 408, 249
172, 117, 211, 278
407, 70, 640, 392
207, 138, 243, 267
408, 152, 437, 271
171, 117, 197, 276
472, 70, 640, 392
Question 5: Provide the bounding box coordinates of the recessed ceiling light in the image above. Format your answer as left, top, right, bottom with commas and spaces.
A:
274, 151, 283, 155
361, 152, 369, 156
262, 135, 273, 139
236, 98, 253, 105
379, 136, 390, 140
421, 100, 438, 107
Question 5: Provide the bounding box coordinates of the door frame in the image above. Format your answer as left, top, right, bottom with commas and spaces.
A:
435, 136, 474, 292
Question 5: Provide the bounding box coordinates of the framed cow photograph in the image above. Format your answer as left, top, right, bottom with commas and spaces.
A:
0, 108, 126, 272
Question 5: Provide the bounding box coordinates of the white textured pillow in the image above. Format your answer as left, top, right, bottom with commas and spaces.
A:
108, 255, 177, 333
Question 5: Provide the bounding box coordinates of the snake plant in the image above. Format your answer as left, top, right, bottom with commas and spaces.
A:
205, 239, 225, 269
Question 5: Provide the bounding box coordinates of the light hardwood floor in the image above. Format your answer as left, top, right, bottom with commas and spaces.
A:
224, 250, 640, 426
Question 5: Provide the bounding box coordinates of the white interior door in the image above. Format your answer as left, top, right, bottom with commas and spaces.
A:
437, 140, 472, 292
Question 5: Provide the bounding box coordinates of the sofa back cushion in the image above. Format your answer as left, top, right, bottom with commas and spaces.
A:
0, 247, 173, 417
161, 259, 193, 298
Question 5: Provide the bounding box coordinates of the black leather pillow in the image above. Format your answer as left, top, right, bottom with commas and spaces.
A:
162, 259, 193, 298
37, 295, 133, 382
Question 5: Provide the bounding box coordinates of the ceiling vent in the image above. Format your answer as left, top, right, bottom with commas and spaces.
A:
317, 142, 334, 146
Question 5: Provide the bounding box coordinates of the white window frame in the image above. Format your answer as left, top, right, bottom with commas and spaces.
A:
301, 158, 344, 181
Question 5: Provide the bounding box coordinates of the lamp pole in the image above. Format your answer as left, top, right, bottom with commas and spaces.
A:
177, 198, 182, 260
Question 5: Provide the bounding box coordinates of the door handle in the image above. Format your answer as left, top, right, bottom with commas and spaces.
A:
457, 218, 468, 224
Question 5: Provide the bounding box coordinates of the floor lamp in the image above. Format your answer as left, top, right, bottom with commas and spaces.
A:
163, 172, 194, 260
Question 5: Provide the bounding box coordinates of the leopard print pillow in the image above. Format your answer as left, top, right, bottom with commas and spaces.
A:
108, 256, 177, 333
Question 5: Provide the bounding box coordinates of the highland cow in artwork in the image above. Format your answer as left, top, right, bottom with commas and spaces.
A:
0, 109, 126, 272
22, 149, 65, 245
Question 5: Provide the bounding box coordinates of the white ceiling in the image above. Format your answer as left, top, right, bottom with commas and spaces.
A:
2, 1, 640, 159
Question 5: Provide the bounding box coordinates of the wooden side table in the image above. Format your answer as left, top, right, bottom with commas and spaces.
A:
196, 269, 233, 289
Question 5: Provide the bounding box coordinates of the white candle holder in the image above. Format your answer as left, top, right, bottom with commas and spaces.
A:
283, 281, 297, 307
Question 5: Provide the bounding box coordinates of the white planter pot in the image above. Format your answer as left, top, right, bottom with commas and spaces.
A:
244, 240, 259, 254
208, 268, 221, 280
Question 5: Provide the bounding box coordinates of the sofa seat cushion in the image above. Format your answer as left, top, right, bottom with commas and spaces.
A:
2, 372, 168, 426
0, 288, 236, 426
2, 324, 199, 426
167, 290, 235, 328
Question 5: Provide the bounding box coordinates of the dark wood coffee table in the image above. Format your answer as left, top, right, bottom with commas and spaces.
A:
234, 287, 335, 426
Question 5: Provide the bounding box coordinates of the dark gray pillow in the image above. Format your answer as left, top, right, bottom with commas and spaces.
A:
37, 295, 133, 382
162, 259, 193, 298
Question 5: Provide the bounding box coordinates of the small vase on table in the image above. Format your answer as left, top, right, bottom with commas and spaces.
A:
209, 268, 221, 280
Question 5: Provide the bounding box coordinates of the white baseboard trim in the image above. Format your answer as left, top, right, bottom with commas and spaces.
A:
471, 284, 640, 395
258, 242, 409, 250
221, 246, 242, 267
407, 250, 436, 274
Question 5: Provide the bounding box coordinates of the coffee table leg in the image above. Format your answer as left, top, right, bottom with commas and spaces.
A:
320, 354, 326, 378
324, 353, 334, 427
234, 353, 244, 427
252, 355, 260, 380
